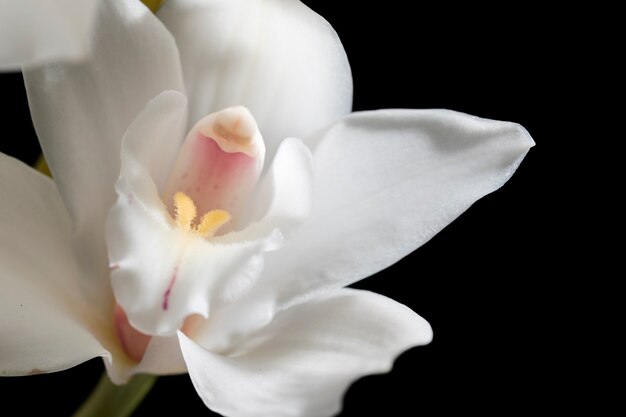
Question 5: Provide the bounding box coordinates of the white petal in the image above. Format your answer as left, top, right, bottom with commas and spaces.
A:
23, 0, 185, 315
0, 153, 110, 375
0, 0, 98, 70
265, 109, 535, 308
107, 92, 281, 336
240, 137, 314, 238
158, 0, 352, 158
0, 153, 189, 384
180, 289, 431, 417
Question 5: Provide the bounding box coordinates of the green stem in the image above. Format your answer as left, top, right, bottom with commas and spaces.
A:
72, 373, 156, 417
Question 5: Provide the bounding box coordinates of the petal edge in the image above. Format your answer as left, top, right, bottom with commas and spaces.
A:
180, 289, 431, 417
264, 109, 534, 309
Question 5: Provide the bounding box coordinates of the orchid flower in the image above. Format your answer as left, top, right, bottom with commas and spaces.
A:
0, 0, 534, 416
0, 0, 99, 71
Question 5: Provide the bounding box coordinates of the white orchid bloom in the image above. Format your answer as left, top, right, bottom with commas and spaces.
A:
0, 0, 99, 71
0, 0, 534, 416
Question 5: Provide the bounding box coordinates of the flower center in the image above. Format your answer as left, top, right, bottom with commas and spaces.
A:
173, 191, 231, 237
111, 106, 265, 364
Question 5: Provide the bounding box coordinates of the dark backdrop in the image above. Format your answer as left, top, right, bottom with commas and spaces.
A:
0, 2, 552, 416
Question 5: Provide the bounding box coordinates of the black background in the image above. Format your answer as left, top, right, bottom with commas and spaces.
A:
0, 2, 556, 416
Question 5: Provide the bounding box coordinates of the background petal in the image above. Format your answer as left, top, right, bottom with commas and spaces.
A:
264, 109, 534, 308
158, 0, 353, 159
180, 289, 431, 417
0, 154, 110, 375
23, 0, 185, 315
0, 0, 98, 71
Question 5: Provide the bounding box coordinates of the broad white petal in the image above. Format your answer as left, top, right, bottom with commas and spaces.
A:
23, 0, 185, 316
180, 289, 431, 417
159, 0, 352, 158
264, 109, 535, 308
0, 0, 98, 70
0, 154, 188, 384
107, 92, 281, 336
0, 153, 110, 375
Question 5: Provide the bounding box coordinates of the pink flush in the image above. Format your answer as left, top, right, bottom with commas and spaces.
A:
166, 133, 257, 217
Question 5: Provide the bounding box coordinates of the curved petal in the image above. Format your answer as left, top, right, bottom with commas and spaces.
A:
264, 109, 535, 308
158, 0, 353, 158
0, 153, 110, 375
106, 92, 281, 336
239, 136, 314, 238
0, 0, 98, 71
180, 289, 431, 417
23, 0, 185, 316
0, 154, 189, 384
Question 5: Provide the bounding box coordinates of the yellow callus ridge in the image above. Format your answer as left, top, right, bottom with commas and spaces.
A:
141, 0, 166, 13
197, 210, 231, 237
174, 192, 197, 232
173, 192, 230, 238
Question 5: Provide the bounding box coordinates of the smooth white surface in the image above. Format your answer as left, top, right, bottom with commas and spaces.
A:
24, 0, 185, 316
181, 289, 432, 417
159, 0, 353, 159
0, 0, 98, 70
262, 109, 535, 309
0, 154, 110, 376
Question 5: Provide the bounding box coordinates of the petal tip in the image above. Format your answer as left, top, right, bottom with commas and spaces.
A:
517, 123, 536, 149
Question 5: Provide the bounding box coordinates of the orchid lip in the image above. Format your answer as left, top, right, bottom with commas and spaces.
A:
108, 101, 272, 348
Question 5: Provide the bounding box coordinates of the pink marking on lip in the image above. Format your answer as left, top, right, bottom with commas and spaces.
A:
165, 133, 257, 218
162, 267, 179, 311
